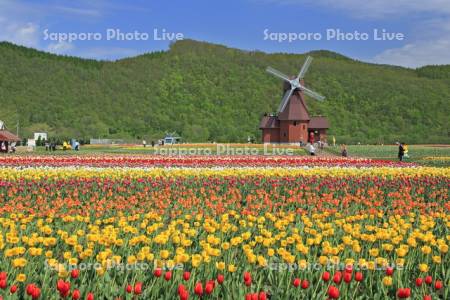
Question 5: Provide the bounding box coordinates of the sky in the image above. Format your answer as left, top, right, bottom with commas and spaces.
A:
1, 0, 450, 67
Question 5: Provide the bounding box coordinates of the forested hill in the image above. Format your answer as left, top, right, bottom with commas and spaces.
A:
0, 39, 449, 143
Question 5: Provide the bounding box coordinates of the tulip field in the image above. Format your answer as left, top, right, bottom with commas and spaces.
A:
0, 154, 449, 299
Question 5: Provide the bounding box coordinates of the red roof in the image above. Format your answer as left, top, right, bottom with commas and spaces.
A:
259, 115, 280, 129
0, 130, 21, 142
278, 91, 310, 121
309, 116, 329, 129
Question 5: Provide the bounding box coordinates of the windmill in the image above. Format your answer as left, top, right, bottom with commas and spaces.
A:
260, 56, 329, 144
266, 56, 325, 114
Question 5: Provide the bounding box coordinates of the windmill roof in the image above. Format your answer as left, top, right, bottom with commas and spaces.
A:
309, 116, 329, 129
0, 130, 21, 142
278, 91, 310, 121
259, 115, 280, 129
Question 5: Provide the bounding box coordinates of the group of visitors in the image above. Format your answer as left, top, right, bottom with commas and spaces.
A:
143, 140, 156, 147
44, 142, 57, 151
0, 141, 16, 153
306, 141, 409, 161
44, 140, 80, 151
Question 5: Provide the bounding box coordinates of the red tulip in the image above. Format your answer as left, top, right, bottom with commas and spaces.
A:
183, 271, 190, 281
207, 280, 215, 289
217, 274, 224, 284
72, 289, 81, 300
178, 284, 186, 295
126, 285, 133, 293
9, 285, 17, 294
0, 272, 6, 280
164, 271, 172, 281
251, 293, 258, 300
293, 278, 301, 287
343, 272, 352, 283
355, 272, 363, 282
385, 267, 394, 276
205, 282, 214, 295
415, 278, 423, 286
26, 284, 36, 296
333, 272, 342, 284
71, 269, 79, 279
57, 280, 65, 291
425, 276, 432, 285
328, 286, 340, 299
179, 290, 189, 300
423, 295, 432, 300
194, 283, 203, 296
245, 294, 252, 300
259, 292, 267, 300
10, 285, 18, 294
134, 282, 142, 295
301, 280, 309, 289
405, 288, 411, 297
322, 271, 330, 282
0, 279, 6, 289
244, 272, 251, 282
57, 280, 70, 297
434, 280, 443, 290
397, 288, 411, 298
31, 287, 41, 299
154, 268, 162, 277
344, 265, 353, 273
86, 293, 94, 300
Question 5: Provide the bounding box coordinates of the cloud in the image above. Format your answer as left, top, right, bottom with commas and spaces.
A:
54, 6, 101, 17
47, 41, 75, 54
373, 40, 450, 67
265, 0, 450, 66
0, 1, 40, 47
372, 19, 450, 67
0, 20, 40, 47
271, 0, 450, 19
0, 0, 99, 53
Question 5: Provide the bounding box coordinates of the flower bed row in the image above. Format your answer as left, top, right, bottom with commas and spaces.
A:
0, 155, 416, 168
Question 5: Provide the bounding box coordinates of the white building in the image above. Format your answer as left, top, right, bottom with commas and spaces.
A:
34, 132, 48, 141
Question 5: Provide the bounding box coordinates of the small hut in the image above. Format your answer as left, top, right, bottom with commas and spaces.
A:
163, 133, 181, 145
0, 120, 21, 153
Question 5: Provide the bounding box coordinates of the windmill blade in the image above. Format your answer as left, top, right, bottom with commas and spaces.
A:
297, 56, 313, 79
301, 86, 325, 101
278, 88, 294, 113
266, 67, 291, 82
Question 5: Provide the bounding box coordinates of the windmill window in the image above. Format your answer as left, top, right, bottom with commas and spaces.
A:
283, 133, 287, 137
302, 125, 306, 130
294, 121, 298, 126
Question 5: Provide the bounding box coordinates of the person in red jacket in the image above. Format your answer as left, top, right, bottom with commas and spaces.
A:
309, 132, 315, 144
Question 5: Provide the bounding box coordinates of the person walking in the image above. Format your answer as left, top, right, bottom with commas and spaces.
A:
398, 142, 405, 161
11, 142, 16, 153
307, 143, 316, 156
341, 144, 348, 157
